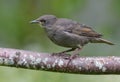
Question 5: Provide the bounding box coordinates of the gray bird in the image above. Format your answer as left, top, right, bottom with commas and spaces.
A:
30, 15, 114, 55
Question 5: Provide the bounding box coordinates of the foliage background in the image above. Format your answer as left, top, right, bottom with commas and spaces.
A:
0, 0, 120, 82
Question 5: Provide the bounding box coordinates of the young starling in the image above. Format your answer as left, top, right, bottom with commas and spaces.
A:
30, 15, 114, 55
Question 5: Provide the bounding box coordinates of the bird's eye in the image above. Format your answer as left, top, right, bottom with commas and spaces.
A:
40, 19, 46, 23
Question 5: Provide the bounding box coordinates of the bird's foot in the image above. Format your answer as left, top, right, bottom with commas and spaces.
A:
67, 54, 79, 66
52, 52, 70, 59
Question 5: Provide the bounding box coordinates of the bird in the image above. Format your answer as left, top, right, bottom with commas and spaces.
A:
30, 14, 114, 57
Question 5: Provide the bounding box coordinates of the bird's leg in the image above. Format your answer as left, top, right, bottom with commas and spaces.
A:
60, 48, 76, 53
68, 48, 82, 60
71, 47, 82, 56
67, 47, 82, 66
58, 48, 76, 56
52, 48, 76, 57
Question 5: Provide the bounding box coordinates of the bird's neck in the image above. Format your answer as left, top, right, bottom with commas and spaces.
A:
44, 26, 54, 33
44, 26, 56, 38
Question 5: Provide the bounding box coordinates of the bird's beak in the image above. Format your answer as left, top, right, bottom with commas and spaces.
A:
30, 20, 39, 24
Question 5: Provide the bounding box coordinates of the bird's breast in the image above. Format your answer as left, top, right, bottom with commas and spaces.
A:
45, 29, 89, 48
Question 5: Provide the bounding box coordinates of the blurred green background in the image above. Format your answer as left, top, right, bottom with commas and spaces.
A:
0, 0, 120, 82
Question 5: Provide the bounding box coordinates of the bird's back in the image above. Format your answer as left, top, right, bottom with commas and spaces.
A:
55, 18, 77, 27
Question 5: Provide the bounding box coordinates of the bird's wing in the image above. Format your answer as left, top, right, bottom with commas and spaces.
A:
55, 18, 102, 38
66, 24, 102, 38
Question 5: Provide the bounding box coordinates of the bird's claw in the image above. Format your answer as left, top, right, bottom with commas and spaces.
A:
67, 54, 79, 66
52, 52, 70, 59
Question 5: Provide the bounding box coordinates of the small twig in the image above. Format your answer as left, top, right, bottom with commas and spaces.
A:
0, 48, 120, 74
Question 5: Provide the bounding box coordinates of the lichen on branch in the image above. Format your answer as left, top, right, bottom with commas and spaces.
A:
0, 48, 120, 74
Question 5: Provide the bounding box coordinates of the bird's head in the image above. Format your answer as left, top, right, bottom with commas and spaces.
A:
30, 15, 57, 28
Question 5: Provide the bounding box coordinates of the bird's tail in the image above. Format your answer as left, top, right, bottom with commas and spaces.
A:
90, 38, 114, 45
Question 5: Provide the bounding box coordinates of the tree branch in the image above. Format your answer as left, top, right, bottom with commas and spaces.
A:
0, 47, 119, 74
